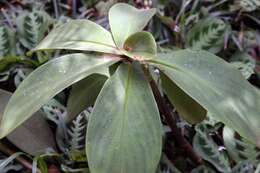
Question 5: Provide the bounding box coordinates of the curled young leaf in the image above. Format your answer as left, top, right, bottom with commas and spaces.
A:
123, 31, 157, 60
109, 3, 156, 48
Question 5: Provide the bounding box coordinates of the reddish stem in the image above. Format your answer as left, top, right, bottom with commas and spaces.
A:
149, 78, 203, 165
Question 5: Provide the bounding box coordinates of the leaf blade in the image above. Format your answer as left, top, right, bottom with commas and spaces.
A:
150, 49, 260, 146
161, 73, 206, 124
123, 31, 157, 60
0, 53, 119, 138
109, 3, 156, 48
32, 20, 121, 55
86, 63, 162, 173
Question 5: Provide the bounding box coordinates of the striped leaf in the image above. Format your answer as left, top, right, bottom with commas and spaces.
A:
223, 126, 260, 163
0, 26, 15, 58
16, 11, 53, 49
186, 17, 228, 54
193, 124, 231, 172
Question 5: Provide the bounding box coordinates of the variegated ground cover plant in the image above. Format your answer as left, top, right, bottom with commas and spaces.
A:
0, 2, 260, 173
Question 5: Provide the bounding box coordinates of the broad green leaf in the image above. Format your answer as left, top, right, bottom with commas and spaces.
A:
122, 31, 157, 60
0, 53, 119, 138
87, 63, 162, 173
67, 74, 108, 122
32, 20, 121, 55
161, 73, 206, 124
0, 89, 56, 155
193, 124, 231, 172
109, 3, 156, 48
149, 49, 260, 147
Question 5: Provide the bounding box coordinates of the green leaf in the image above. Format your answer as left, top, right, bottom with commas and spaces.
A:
16, 11, 53, 49
0, 89, 56, 155
0, 53, 119, 138
229, 52, 255, 79
0, 26, 15, 57
67, 74, 108, 122
86, 63, 162, 173
161, 73, 206, 124
186, 17, 228, 54
32, 20, 121, 55
122, 31, 157, 60
193, 124, 231, 172
109, 3, 156, 48
149, 49, 260, 147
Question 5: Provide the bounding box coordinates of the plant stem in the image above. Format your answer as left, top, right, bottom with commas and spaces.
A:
149, 78, 203, 165
52, 0, 59, 19
0, 142, 41, 173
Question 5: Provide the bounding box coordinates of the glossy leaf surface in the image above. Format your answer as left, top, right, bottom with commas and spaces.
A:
32, 20, 121, 55
123, 31, 157, 60
149, 49, 260, 146
87, 63, 162, 173
109, 3, 156, 48
0, 53, 119, 138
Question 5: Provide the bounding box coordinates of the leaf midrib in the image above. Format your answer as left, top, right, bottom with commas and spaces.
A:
148, 59, 222, 96
149, 58, 256, 139
37, 39, 119, 50
119, 65, 132, 173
